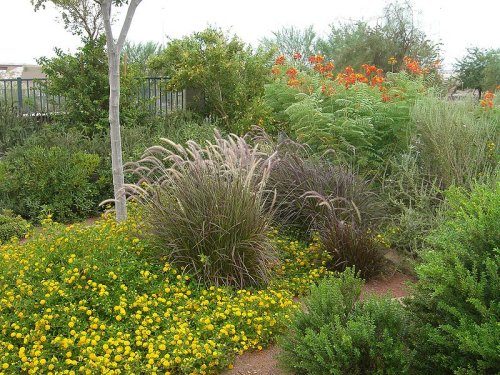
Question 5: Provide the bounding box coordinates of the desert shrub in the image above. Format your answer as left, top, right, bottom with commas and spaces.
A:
382, 150, 444, 255
265, 58, 428, 172
127, 132, 277, 288
0, 145, 100, 222
278, 269, 413, 375
0, 209, 30, 243
408, 183, 500, 374
411, 96, 499, 189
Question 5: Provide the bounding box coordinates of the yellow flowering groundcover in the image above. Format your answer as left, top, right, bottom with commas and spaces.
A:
0, 213, 329, 374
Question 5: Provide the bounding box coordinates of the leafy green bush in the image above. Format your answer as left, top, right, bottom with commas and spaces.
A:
0, 209, 30, 243
149, 27, 273, 133
38, 36, 152, 135
408, 183, 500, 374
0, 146, 100, 222
278, 269, 413, 374
265, 60, 427, 171
127, 132, 277, 288
0, 103, 39, 155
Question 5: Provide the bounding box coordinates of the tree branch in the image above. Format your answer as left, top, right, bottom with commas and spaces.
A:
116, 0, 142, 52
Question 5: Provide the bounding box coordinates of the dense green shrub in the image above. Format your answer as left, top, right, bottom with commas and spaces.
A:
0, 103, 39, 155
408, 183, 500, 374
38, 36, 152, 135
0, 209, 30, 243
149, 27, 273, 133
265, 60, 427, 172
278, 269, 413, 374
0, 146, 100, 222
127, 133, 277, 288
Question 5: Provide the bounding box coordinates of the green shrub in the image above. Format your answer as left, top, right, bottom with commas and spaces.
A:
411, 96, 499, 189
149, 27, 273, 133
408, 183, 500, 374
0, 209, 30, 243
0, 102, 39, 155
127, 132, 277, 288
278, 269, 413, 375
0, 146, 100, 222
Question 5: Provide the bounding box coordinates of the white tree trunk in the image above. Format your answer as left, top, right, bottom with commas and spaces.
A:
107, 46, 127, 221
100, 0, 142, 222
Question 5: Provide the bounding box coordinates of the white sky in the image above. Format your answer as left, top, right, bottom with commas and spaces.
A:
1, 0, 499, 70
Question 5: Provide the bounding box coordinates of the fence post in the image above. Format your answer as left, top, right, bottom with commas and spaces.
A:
16, 77, 23, 115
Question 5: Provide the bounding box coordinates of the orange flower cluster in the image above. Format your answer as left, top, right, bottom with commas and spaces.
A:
275, 55, 285, 65
336, 65, 385, 88
480, 91, 495, 109
286, 67, 298, 78
308, 54, 325, 64
293, 52, 302, 60
403, 56, 422, 75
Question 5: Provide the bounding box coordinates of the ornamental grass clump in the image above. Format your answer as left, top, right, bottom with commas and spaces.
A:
306, 191, 387, 279
126, 132, 277, 288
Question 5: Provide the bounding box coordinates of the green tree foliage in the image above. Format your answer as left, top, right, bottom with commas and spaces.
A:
455, 47, 500, 97
260, 25, 318, 61
32, 0, 103, 42
122, 40, 162, 72
38, 36, 148, 135
317, 1, 439, 72
148, 27, 273, 132
408, 183, 500, 374
38, 36, 110, 133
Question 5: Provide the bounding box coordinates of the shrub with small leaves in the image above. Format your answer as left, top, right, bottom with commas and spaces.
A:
408, 183, 500, 374
0, 210, 30, 243
0, 145, 100, 222
278, 268, 413, 375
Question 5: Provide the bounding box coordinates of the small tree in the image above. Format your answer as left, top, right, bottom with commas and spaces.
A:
32, 0, 103, 42
455, 47, 500, 98
33, 0, 143, 221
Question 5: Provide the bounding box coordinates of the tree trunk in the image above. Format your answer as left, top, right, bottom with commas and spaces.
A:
101, 0, 142, 222
108, 46, 127, 221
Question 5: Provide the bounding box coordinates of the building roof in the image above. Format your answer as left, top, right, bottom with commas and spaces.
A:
0, 64, 46, 79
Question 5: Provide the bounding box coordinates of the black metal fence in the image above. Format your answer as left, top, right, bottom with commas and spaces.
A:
0, 77, 184, 116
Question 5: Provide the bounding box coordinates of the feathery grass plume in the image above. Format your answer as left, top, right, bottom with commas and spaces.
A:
250, 129, 384, 237
125, 130, 278, 288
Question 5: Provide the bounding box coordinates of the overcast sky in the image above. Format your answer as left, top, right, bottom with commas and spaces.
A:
1, 0, 499, 70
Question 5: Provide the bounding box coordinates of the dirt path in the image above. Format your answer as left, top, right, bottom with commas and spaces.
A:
222, 272, 416, 375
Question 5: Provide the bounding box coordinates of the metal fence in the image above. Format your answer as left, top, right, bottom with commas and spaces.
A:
0, 77, 184, 116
